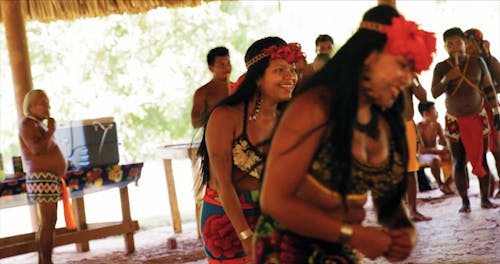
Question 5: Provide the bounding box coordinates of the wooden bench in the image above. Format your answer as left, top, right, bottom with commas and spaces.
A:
0, 163, 143, 259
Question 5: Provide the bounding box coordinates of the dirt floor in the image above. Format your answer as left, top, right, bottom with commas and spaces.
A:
1, 180, 498, 264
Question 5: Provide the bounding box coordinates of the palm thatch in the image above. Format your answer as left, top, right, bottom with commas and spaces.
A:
0, 0, 214, 23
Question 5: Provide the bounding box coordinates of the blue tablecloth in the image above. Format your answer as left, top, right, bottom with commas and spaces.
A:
0, 163, 143, 209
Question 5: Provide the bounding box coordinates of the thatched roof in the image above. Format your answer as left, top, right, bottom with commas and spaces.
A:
0, 0, 212, 23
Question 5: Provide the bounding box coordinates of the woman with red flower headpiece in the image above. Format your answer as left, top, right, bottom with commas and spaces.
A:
255, 5, 436, 263
196, 36, 305, 263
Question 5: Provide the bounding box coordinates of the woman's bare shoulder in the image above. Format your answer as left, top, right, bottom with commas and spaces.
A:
290, 86, 330, 118
206, 104, 244, 133
282, 86, 330, 134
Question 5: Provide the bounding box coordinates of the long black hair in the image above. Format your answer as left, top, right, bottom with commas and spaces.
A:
196, 36, 288, 190
304, 5, 409, 222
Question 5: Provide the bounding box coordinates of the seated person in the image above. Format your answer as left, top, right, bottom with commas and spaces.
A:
417, 101, 454, 194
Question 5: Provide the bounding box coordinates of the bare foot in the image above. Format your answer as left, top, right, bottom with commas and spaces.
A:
410, 212, 432, 222
481, 199, 499, 209
458, 203, 471, 213
439, 184, 454, 195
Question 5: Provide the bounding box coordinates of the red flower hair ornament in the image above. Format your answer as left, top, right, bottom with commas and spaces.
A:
245, 43, 306, 69
360, 16, 436, 74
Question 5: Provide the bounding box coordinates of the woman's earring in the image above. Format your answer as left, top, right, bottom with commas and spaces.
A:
249, 92, 262, 121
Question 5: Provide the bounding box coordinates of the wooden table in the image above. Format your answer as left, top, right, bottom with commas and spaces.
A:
157, 143, 201, 236
0, 163, 143, 259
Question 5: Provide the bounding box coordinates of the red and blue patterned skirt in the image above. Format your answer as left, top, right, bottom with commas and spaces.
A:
200, 187, 260, 263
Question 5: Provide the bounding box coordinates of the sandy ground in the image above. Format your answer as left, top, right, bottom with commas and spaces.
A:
1, 176, 498, 263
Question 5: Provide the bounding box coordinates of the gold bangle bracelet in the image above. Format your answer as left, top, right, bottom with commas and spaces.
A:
238, 229, 253, 241
339, 224, 354, 244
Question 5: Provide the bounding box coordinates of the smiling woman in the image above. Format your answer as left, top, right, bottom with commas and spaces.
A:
196, 36, 304, 263
255, 5, 436, 263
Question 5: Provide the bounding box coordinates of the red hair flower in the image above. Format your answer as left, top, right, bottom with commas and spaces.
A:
382, 17, 436, 74
246, 43, 306, 69
361, 16, 436, 74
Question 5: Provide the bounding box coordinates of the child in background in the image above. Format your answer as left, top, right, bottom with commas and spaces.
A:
417, 101, 454, 194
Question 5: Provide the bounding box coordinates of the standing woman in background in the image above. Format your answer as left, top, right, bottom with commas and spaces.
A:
255, 5, 436, 263
19, 89, 69, 264
197, 37, 304, 263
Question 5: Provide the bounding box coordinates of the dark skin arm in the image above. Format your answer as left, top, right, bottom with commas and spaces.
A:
487, 56, 500, 93
374, 196, 416, 262
437, 122, 447, 147
19, 118, 56, 155
411, 77, 427, 103
191, 89, 208, 128
431, 62, 462, 98
478, 57, 500, 130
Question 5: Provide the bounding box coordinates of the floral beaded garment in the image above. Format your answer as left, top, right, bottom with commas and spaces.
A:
254, 138, 405, 264
231, 101, 270, 180
308, 139, 405, 200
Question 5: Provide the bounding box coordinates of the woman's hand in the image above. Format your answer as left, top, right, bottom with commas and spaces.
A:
384, 227, 417, 262
351, 226, 391, 260
241, 237, 253, 262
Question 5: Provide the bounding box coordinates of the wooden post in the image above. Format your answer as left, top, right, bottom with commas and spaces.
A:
119, 186, 135, 254
162, 159, 182, 233
72, 197, 89, 252
378, 0, 396, 8
1, 1, 36, 231
0, 0, 33, 121
188, 148, 202, 238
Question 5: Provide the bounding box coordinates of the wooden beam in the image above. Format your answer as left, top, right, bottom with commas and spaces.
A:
0, 221, 139, 259
378, 0, 396, 8
0, 0, 33, 121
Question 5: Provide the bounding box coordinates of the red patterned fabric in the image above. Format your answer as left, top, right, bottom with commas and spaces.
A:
201, 188, 259, 263
445, 110, 489, 178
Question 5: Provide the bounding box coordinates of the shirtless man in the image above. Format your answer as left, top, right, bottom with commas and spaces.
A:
191, 46, 232, 128
403, 76, 431, 221
295, 35, 334, 93
464, 29, 500, 93
465, 28, 500, 198
19, 89, 67, 264
315, 34, 334, 58
417, 101, 453, 195
431, 27, 499, 213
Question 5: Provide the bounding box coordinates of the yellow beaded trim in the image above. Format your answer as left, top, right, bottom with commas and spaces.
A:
245, 53, 270, 69
359, 21, 385, 33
